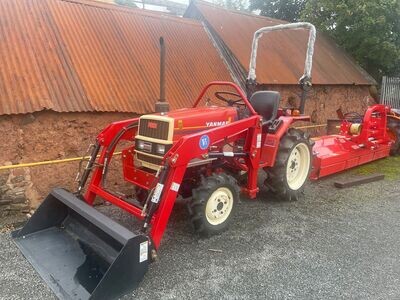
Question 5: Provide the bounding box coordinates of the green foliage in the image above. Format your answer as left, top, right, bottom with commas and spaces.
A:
249, 0, 307, 22
301, 0, 400, 81
351, 156, 400, 180
215, 0, 249, 11
115, 0, 137, 8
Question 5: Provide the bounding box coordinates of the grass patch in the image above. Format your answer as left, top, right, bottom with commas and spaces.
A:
351, 155, 400, 180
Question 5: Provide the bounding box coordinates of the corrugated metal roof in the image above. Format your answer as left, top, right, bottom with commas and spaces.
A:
186, 1, 376, 86
0, 0, 232, 115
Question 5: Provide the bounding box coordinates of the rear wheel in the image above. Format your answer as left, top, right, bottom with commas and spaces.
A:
387, 117, 400, 155
265, 128, 313, 201
188, 173, 239, 236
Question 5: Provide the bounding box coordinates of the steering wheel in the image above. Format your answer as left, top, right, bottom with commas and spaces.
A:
344, 112, 363, 123
214, 91, 246, 107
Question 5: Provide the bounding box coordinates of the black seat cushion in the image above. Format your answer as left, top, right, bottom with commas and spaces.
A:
249, 91, 280, 125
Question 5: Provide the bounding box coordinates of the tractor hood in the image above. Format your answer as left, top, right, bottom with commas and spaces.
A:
170, 106, 237, 131
135, 106, 239, 169
140, 106, 238, 137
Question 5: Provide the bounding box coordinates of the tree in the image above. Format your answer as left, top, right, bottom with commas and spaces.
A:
302, 0, 400, 81
249, 0, 307, 22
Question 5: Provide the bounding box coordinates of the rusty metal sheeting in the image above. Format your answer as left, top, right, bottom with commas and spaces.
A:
0, 0, 232, 115
381, 76, 400, 109
188, 1, 376, 86
0, 0, 92, 115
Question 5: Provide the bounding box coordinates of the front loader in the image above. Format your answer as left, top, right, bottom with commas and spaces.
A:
13, 23, 318, 299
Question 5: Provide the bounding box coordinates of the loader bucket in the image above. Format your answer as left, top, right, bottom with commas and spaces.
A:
12, 188, 149, 300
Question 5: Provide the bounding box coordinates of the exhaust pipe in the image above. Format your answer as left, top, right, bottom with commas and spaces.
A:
155, 37, 169, 113
13, 188, 149, 300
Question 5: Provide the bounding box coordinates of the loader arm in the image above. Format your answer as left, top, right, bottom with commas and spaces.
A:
78, 113, 262, 249
149, 114, 262, 247
83, 118, 139, 205
97, 118, 139, 145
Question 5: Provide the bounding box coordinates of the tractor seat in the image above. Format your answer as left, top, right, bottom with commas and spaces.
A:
249, 91, 280, 130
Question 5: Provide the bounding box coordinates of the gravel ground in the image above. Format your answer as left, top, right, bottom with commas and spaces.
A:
1, 172, 400, 300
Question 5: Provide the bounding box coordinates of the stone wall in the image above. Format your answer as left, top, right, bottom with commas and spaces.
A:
0, 111, 136, 217
0, 84, 373, 216
0, 167, 32, 218
263, 84, 374, 135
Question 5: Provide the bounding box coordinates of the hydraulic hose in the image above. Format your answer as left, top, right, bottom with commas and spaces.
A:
142, 165, 169, 231
76, 142, 101, 194
101, 123, 138, 186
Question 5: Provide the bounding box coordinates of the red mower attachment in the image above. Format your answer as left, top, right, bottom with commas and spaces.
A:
310, 104, 394, 179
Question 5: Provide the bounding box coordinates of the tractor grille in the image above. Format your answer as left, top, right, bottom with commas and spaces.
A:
137, 153, 163, 166
139, 119, 170, 140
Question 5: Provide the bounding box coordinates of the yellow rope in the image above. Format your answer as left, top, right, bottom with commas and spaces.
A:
294, 123, 327, 130
0, 123, 329, 171
0, 152, 122, 171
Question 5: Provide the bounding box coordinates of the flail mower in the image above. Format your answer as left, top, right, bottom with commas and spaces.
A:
12, 23, 400, 300
310, 104, 398, 179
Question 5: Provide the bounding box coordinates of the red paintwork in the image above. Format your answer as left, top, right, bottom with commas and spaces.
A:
310, 104, 393, 179
83, 81, 304, 249
122, 148, 157, 189
259, 115, 310, 168
170, 106, 238, 136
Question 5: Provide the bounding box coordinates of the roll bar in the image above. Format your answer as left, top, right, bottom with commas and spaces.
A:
246, 22, 316, 113
247, 22, 316, 84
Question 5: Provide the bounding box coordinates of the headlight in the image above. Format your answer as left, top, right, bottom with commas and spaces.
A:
136, 140, 145, 150
156, 144, 166, 154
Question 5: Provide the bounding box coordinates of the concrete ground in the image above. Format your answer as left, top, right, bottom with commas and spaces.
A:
1, 171, 400, 299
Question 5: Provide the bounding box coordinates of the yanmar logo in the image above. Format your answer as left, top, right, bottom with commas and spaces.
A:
206, 121, 229, 127
148, 122, 158, 129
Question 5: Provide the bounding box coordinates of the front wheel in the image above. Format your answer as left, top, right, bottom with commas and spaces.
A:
188, 173, 239, 236
265, 128, 313, 201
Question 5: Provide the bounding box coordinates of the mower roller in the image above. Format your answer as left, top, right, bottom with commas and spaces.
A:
12, 22, 400, 299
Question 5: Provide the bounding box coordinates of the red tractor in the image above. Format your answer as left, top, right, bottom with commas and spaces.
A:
13, 23, 316, 300
89, 80, 312, 236
12, 22, 399, 300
